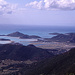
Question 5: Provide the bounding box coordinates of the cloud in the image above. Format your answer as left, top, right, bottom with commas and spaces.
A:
25, 0, 75, 10
0, 0, 17, 15
26, 0, 44, 9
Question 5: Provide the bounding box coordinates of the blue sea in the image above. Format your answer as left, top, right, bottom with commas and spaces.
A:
0, 25, 75, 45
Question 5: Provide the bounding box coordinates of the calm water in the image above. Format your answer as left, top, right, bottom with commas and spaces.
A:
0, 25, 75, 45
0, 36, 37, 45
0, 25, 75, 38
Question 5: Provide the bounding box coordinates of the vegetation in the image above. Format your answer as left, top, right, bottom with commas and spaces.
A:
0, 42, 75, 75
0, 44, 53, 61
15, 48, 75, 75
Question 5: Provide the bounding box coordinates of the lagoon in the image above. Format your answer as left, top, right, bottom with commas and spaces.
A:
0, 36, 37, 45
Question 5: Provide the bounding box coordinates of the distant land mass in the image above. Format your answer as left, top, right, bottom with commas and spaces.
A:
0, 38, 10, 41
49, 32, 61, 35
7, 31, 41, 39
44, 33, 75, 43
1, 32, 75, 43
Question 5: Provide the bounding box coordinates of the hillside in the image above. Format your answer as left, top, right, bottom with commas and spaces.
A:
0, 44, 54, 61
17, 48, 75, 75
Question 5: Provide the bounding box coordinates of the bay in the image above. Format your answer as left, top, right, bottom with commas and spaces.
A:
0, 25, 75, 45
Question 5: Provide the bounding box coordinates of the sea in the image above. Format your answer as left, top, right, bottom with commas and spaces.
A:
0, 25, 75, 45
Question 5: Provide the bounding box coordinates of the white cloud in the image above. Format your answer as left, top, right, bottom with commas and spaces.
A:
0, 0, 17, 15
26, 0, 44, 9
25, 0, 75, 10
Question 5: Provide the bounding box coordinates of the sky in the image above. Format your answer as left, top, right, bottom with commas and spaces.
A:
0, 0, 75, 26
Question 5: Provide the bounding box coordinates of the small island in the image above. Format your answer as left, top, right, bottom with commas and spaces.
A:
0, 38, 10, 41
49, 32, 61, 35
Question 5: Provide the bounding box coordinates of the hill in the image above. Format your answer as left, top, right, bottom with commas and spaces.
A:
0, 44, 54, 61
44, 33, 75, 43
7, 31, 41, 39
17, 48, 75, 75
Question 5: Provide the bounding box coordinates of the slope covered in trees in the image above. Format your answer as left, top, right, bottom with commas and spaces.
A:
0, 44, 53, 61
17, 48, 75, 75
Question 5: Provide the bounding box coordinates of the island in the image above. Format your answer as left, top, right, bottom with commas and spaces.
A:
49, 32, 61, 35
0, 38, 10, 41
7, 31, 41, 39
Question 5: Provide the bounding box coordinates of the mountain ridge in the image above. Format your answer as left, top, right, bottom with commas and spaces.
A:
0, 44, 54, 61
